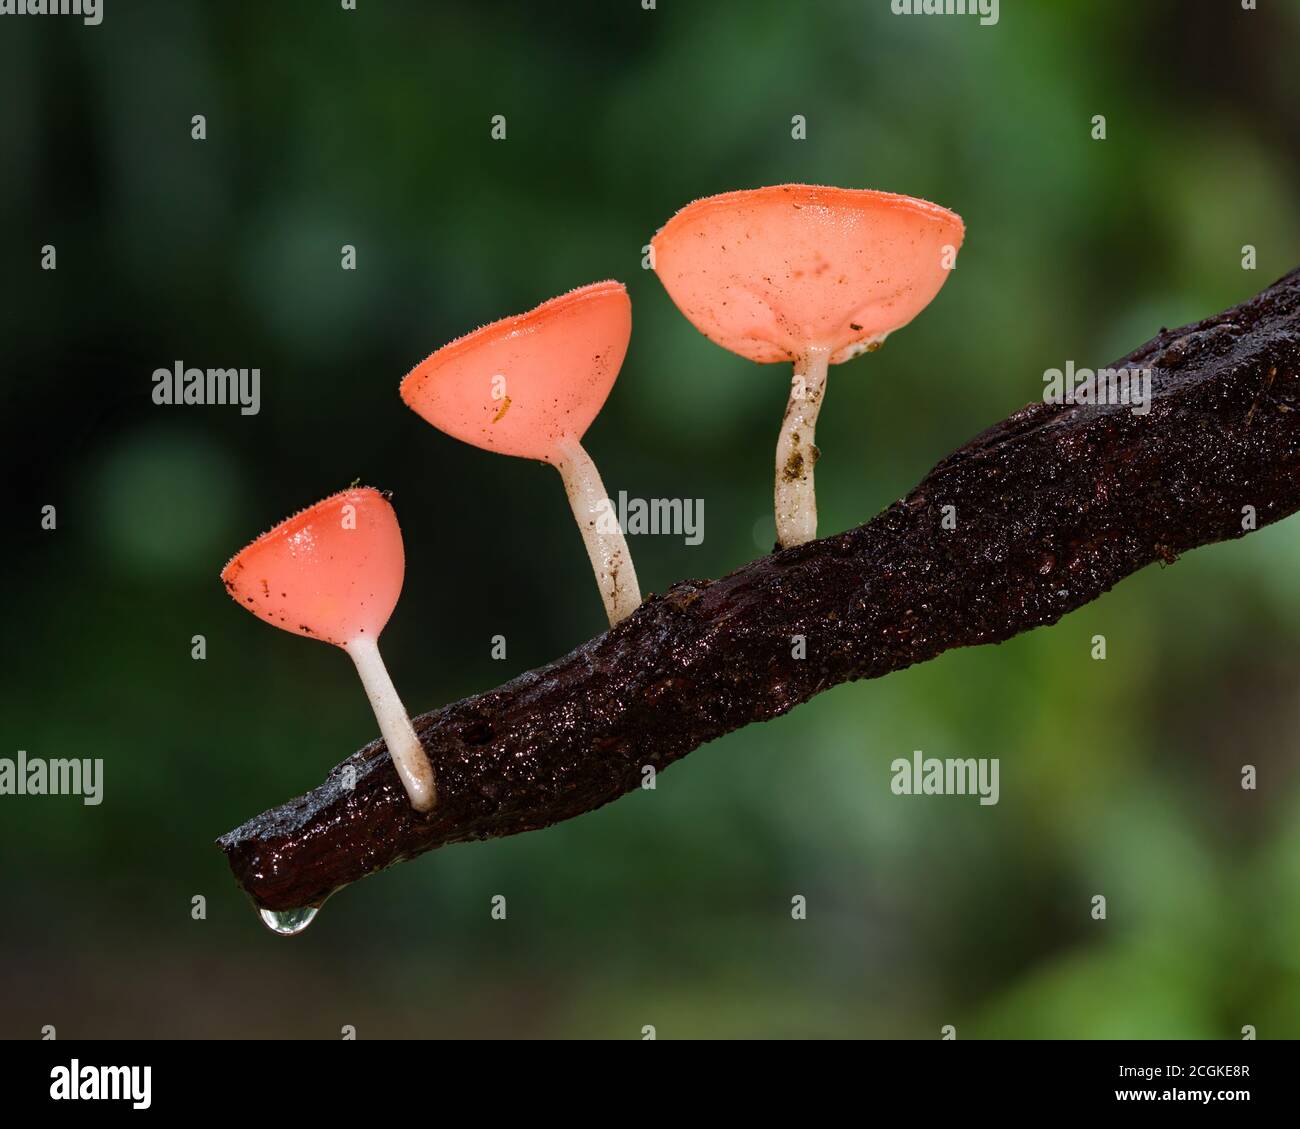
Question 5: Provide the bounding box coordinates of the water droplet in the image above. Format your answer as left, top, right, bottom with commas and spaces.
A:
258, 904, 320, 937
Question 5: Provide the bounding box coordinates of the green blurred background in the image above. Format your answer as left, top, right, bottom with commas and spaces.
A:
2, 0, 1299, 1039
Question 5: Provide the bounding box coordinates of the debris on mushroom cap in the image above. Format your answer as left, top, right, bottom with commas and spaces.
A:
220, 487, 405, 648
399, 280, 632, 464
651, 184, 964, 365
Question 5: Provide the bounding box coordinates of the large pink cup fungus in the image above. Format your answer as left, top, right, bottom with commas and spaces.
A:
651, 185, 964, 548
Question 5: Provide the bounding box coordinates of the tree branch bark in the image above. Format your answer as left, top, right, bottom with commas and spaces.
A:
219, 268, 1300, 912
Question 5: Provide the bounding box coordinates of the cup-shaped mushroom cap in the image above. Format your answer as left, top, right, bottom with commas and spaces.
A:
652, 185, 964, 365
221, 487, 404, 648
400, 281, 632, 464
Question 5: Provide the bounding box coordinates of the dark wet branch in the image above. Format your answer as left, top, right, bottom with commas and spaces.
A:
219, 268, 1300, 912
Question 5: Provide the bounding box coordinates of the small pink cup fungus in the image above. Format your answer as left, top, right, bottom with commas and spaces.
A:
651, 184, 964, 548
400, 280, 642, 625
221, 487, 436, 813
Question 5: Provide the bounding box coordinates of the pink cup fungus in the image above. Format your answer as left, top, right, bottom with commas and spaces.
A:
400, 280, 642, 626
651, 184, 964, 548
221, 487, 436, 813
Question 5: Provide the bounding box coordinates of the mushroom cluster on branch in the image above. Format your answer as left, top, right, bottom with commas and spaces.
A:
218, 265, 1300, 920
220, 183, 966, 844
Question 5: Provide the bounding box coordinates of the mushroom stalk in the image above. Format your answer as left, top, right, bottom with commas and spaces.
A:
774, 345, 832, 548
345, 636, 436, 812
555, 438, 642, 625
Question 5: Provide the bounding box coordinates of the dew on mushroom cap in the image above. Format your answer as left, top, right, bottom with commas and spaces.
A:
220, 487, 436, 813
399, 281, 642, 626
651, 184, 964, 548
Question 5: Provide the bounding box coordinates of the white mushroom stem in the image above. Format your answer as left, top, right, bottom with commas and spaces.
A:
774, 345, 832, 548
555, 438, 642, 626
345, 636, 436, 812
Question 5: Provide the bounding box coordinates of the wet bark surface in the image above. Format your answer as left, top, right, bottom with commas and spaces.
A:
220, 269, 1300, 912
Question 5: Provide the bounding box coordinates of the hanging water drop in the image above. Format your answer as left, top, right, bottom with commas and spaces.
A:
258, 904, 320, 936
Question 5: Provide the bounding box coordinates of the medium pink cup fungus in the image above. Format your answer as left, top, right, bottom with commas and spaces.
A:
400, 280, 642, 625
221, 487, 436, 812
651, 184, 964, 548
